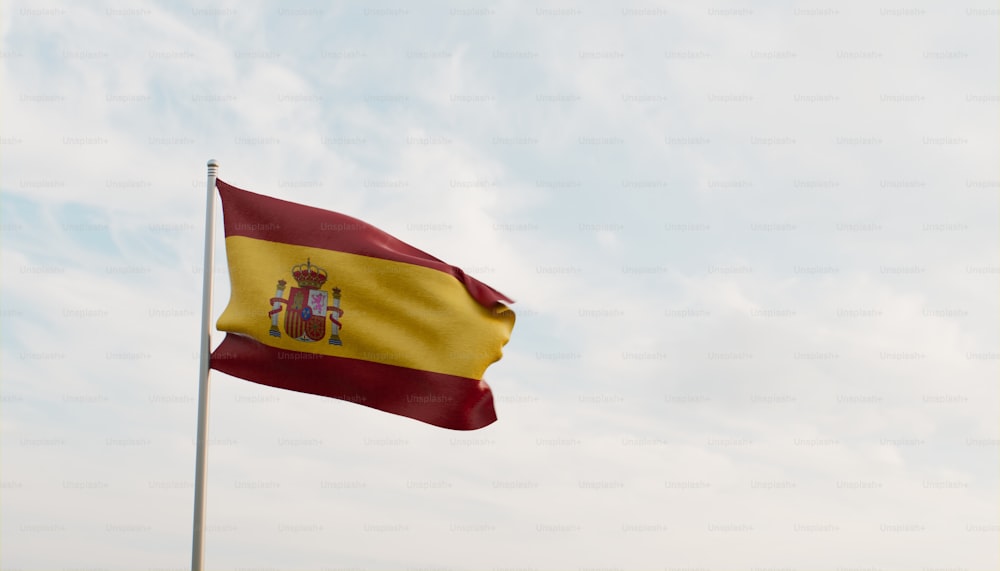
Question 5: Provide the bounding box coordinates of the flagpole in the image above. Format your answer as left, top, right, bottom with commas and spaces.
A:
192, 159, 219, 571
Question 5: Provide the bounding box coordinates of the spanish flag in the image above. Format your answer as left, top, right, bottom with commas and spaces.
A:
209, 180, 515, 430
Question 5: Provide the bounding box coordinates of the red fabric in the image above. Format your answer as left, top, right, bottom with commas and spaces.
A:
216, 179, 512, 308
211, 334, 497, 431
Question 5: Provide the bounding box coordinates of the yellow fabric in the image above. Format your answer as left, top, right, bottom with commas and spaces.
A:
217, 236, 515, 379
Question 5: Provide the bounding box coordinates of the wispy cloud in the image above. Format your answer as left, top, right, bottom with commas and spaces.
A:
1, 0, 997, 569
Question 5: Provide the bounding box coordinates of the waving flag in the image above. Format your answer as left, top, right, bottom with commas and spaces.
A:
209, 179, 515, 430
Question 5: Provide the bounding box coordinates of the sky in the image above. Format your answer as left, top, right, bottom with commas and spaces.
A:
1, 1, 998, 570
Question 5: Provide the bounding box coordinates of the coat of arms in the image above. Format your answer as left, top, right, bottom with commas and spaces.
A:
267, 258, 344, 345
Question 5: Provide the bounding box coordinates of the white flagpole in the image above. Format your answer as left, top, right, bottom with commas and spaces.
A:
192, 159, 219, 571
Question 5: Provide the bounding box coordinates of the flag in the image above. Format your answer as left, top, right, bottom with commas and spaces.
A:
209, 179, 515, 430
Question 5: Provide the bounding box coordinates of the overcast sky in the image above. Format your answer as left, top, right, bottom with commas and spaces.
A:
1, 1, 998, 570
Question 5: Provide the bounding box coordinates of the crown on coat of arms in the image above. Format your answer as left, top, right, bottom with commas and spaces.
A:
291, 258, 328, 289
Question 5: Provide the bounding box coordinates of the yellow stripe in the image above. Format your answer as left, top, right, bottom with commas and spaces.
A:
216, 236, 515, 379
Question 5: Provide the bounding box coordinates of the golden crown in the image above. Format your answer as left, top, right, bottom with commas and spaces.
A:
291, 258, 328, 289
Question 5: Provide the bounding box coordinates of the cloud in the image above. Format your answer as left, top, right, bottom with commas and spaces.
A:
1, 1, 997, 569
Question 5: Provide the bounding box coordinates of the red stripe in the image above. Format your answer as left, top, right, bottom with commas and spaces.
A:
216, 179, 512, 307
210, 334, 497, 431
